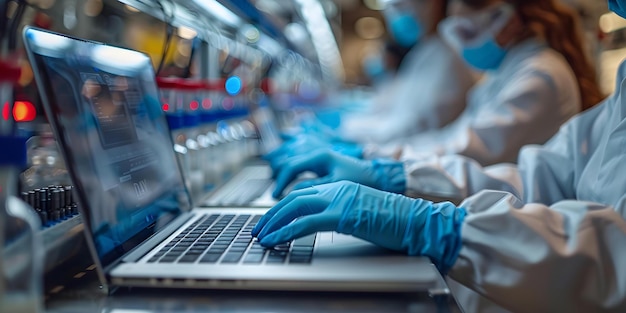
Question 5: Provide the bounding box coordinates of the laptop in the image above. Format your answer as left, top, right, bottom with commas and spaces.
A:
24, 27, 444, 293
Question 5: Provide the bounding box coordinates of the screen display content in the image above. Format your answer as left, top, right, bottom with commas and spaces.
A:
25, 28, 190, 266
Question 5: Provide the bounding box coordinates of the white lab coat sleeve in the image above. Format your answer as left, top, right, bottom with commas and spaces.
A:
340, 37, 475, 144
402, 67, 573, 166
403, 154, 523, 201
402, 85, 609, 204
445, 92, 626, 312
450, 190, 626, 313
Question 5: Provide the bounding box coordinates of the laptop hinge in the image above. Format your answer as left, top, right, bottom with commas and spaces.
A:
121, 212, 194, 263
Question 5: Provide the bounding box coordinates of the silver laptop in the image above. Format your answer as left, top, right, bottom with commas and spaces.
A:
24, 27, 443, 293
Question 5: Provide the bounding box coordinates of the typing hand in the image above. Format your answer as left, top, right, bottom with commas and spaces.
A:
252, 181, 467, 274
271, 150, 405, 199
263, 134, 363, 170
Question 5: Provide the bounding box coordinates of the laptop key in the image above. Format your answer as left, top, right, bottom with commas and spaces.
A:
179, 254, 201, 263
290, 250, 313, 258
188, 248, 207, 254
207, 248, 227, 254
229, 247, 247, 253
265, 255, 286, 264
221, 253, 243, 263
159, 255, 178, 263
269, 250, 287, 257
199, 253, 222, 263
292, 234, 316, 247
288, 256, 312, 264
243, 253, 264, 264
247, 247, 266, 253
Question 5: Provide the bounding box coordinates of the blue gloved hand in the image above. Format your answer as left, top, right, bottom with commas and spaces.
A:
298, 115, 342, 142
263, 134, 363, 169
252, 181, 466, 274
271, 150, 405, 198
315, 109, 342, 129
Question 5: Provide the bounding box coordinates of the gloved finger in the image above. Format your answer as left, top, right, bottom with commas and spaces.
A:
266, 152, 290, 175
251, 188, 317, 236
267, 146, 306, 179
272, 153, 327, 198
292, 176, 334, 191
265, 141, 312, 165
269, 159, 286, 180
268, 150, 296, 177
335, 144, 363, 159
259, 214, 336, 247
256, 194, 328, 239
279, 132, 297, 142
269, 147, 328, 180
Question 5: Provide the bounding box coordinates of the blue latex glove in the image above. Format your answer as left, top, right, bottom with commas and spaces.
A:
271, 150, 405, 198
252, 181, 467, 274
263, 134, 363, 169
298, 115, 342, 142
315, 109, 342, 129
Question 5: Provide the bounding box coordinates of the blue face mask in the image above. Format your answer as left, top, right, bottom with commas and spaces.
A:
461, 37, 508, 71
388, 14, 422, 48
439, 3, 514, 71
609, 0, 626, 19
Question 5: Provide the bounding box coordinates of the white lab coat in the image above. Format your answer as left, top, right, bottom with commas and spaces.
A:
338, 35, 476, 144
366, 39, 582, 166
402, 60, 626, 312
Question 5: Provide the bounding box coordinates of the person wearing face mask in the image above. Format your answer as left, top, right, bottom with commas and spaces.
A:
252, 0, 626, 311
368, 0, 605, 162
268, 0, 605, 200
277, 0, 476, 152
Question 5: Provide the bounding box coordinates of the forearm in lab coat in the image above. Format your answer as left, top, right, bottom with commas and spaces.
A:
450, 190, 626, 313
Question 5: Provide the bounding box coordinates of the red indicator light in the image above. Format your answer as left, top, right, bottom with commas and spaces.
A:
162, 103, 170, 111
202, 98, 212, 109
2, 102, 8, 121
13, 101, 36, 122
190, 100, 199, 111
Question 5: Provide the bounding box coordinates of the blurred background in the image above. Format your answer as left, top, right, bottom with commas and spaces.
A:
4, 0, 624, 120
3, 0, 624, 191
1, 0, 624, 192
1, 0, 625, 298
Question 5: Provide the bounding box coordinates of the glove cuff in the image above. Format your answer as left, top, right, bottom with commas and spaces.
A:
406, 202, 467, 275
372, 159, 406, 194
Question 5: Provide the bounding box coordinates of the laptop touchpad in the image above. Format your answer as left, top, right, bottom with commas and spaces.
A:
314, 232, 397, 258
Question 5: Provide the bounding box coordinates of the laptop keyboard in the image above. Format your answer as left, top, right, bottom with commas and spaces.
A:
146, 214, 316, 265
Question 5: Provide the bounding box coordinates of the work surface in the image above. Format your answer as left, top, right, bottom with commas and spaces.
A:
44, 263, 464, 313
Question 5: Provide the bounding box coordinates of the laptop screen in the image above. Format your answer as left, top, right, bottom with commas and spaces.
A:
24, 27, 190, 267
